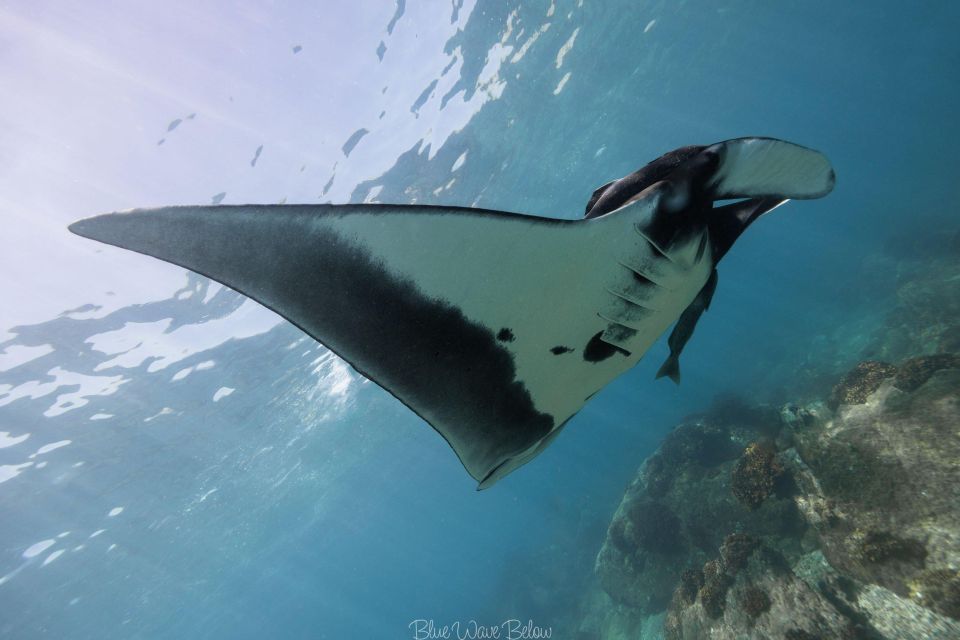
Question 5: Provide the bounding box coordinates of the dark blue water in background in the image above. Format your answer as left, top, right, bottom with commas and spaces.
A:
1, 1, 958, 638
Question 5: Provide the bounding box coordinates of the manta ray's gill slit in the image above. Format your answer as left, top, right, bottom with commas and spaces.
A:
601, 322, 638, 347
604, 287, 659, 310
597, 312, 644, 334
632, 271, 658, 288
633, 225, 675, 264
615, 261, 671, 290
693, 231, 709, 263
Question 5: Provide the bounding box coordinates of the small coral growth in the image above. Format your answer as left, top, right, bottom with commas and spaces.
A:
855, 529, 927, 566
731, 442, 784, 510
828, 360, 897, 408
739, 585, 771, 618
720, 533, 759, 572
893, 353, 960, 392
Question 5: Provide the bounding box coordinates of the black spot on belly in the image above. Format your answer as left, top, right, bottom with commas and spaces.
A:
497, 328, 515, 342
551, 345, 574, 355
583, 331, 631, 362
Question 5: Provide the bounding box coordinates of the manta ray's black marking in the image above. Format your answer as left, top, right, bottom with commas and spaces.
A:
70, 209, 555, 476
583, 331, 631, 362
69, 137, 835, 488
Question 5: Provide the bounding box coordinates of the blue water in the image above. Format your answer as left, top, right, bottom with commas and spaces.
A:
1, 1, 958, 638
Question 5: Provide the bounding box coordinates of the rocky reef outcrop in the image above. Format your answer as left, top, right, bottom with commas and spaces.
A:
580, 360, 960, 640
573, 230, 960, 640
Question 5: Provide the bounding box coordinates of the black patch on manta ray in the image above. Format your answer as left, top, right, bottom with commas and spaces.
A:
71, 207, 556, 481
583, 331, 630, 362
497, 328, 515, 342
584, 145, 705, 219
551, 345, 574, 355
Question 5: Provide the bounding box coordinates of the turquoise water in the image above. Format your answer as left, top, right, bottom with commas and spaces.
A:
1, 1, 958, 638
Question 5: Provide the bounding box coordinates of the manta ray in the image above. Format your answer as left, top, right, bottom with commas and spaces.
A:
70, 137, 834, 488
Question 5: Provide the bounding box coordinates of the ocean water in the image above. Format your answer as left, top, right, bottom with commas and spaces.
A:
1, 1, 958, 638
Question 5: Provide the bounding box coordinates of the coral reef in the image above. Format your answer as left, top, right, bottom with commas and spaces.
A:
719, 533, 759, 572
827, 360, 897, 409
575, 240, 960, 639
730, 442, 784, 510
582, 362, 960, 639
738, 586, 770, 619
893, 353, 960, 392
594, 407, 806, 615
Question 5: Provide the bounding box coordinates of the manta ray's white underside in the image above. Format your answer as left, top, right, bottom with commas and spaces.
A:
69, 137, 835, 488
70, 191, 710, 486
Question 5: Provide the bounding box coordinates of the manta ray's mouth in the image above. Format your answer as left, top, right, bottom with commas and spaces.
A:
707, 197, 789, 261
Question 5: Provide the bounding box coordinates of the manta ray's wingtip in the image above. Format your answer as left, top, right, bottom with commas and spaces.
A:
67, 216, 95, 238
68, 210, 129, 241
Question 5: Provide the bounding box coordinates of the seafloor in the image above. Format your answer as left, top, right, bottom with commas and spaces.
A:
573, 231, 960, 639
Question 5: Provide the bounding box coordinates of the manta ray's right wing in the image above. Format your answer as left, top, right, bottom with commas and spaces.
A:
69, 197, 696, 487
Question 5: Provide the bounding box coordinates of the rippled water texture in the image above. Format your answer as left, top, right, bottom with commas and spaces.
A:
1, 1, 958, 638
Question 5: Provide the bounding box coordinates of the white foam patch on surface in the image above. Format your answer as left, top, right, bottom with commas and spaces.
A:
555, 28, 579, 68
89, 413, 113, 421
41, 549, 65, 566
511, 23, 550, 63
87, 300, 280, 373
107, 507, 123, 517
451, 151, 468, 172
31, 440, 71, 457
0, 431, 29, 448
35, 461, 47, 469
23, 539, 56, 558
0, 367, 128, 417
212, 387, 234, 402
45, 369, 127, 417
285, 338, 306, 350
86, 319, 171, 360
553, 72, 572, 95
89, 529, 106, 538
473, 41, 512, 104
171, 366, 193, 381
363, 185, 384, 203
0, 343, 54, 372
644, 19, 656, 33
144, 407, 175, 422
0, 462, 32, 483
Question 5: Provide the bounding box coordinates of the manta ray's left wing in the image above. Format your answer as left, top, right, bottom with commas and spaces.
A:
69, 197, 700, 487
